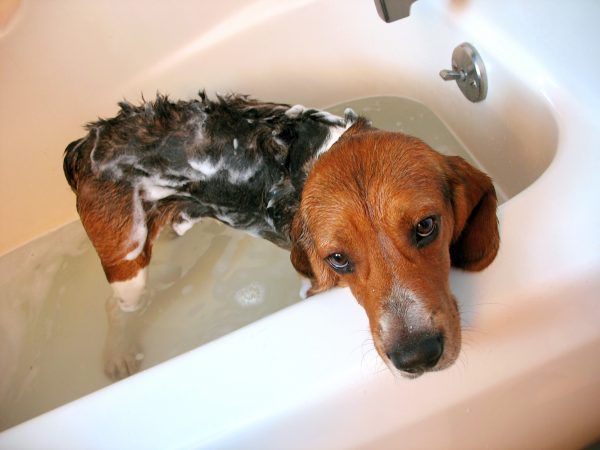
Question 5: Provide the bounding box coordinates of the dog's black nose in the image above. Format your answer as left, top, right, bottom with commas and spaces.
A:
387, 333, 444, 373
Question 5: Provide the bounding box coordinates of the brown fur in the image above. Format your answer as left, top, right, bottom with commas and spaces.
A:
76, 179, 182, 283
65, 96, 499, 379
291, 123, 499, 373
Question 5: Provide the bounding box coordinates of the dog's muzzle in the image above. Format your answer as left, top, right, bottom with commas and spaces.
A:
386, 332, 444, 374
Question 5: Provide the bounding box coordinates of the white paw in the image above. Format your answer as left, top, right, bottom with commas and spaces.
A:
172, 213, 201, 236
299, 277, 312, 299
104, 346, 144, 380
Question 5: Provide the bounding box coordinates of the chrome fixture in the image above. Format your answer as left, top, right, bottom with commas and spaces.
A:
439, 42, 488, 103
374, 0, 418, 22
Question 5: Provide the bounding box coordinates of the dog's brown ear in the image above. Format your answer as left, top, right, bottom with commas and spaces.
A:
290, 210, 313, 279
446, 156, 500, 271
290, 209, 339, 296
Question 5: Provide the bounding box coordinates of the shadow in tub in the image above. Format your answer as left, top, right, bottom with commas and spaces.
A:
0, 219, 301, 431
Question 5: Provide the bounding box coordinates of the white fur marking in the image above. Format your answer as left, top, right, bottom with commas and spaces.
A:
89, 126, 103, 172
311, 110, 345, 124
172, 213, 201, 236
233, 138, 239, 150
299, 278, 312, 299
227, 166, 256, 184
111, 268, 147, 312
380, 314, 393, 336
194, 117, 206, 144
139, 173, 190, 201
190, 157, 257, 184
95, 154, 138, 179
264, 214, 274, 229
285, 104, 307, 118
379, 284, 428, 341
124, 186, 148, 261
215, 213, 234, 226
315, 121, 354, 158
272, 136, 286, 148
189, 158, 224, 177
71, 136, 87, 153
140, 181, 178, 201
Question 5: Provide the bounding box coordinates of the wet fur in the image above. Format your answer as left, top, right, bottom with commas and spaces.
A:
64, 91, 499, 380
65, 92, 356, 252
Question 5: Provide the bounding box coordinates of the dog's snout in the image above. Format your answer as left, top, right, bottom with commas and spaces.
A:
387, 333, 444, 373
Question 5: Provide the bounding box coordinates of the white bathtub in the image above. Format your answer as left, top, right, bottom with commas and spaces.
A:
1, 0, 600, 448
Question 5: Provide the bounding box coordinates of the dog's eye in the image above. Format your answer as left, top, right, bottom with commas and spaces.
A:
416, 217, 436, 237
326, 253, 353, 274
414, 216, 439, 247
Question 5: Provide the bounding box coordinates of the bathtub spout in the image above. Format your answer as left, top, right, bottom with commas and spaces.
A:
373, 0, 418, 22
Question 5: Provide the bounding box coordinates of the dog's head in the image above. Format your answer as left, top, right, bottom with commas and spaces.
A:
291, 123, 499, 377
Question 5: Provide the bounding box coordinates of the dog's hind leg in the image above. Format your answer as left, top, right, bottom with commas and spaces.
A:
101, 258, 149, 380
76, 180, 152, 308
75, 180, 170, 379
101, 225, 170, 379
103, 293, 143, 379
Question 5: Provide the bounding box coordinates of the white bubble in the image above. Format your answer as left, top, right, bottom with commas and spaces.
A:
234, 282, 265, 306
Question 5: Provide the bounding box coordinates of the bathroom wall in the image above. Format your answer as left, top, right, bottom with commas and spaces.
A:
0, 0, 321, 255
2, 0, 591, 255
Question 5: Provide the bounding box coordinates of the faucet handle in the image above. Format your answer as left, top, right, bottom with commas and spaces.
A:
439, 43, 488, 102
439, 69, 466, 81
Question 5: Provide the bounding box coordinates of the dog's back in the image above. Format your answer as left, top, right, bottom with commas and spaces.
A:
64, 92, 352, 246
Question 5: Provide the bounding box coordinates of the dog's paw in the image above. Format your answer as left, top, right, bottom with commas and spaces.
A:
299, 277, 312, 299
104, 346, 144, 380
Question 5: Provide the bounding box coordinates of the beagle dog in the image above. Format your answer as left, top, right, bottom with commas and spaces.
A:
64, 92, 499, 380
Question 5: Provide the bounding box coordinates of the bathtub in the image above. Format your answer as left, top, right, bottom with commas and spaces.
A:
1, 0, 600, 448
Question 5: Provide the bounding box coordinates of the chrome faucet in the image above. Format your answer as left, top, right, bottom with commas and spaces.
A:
439, 42, 488, 102
374, 0, 418, 22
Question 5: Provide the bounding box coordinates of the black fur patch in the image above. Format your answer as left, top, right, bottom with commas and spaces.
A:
63, 91, 357, 248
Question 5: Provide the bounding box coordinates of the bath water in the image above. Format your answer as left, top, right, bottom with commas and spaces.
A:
327, 96, 481, 168
0, 96, 488, 430
0, 220, 301, 430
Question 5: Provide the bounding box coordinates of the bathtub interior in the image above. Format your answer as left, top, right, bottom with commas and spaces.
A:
0, 91, 557, 431
116, 0, 558, 201
0, 0, 562, 256
0, 219, 302, 431
0, 0, 562, 435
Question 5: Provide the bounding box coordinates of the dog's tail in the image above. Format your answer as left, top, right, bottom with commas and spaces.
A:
63, 137, 86, 192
